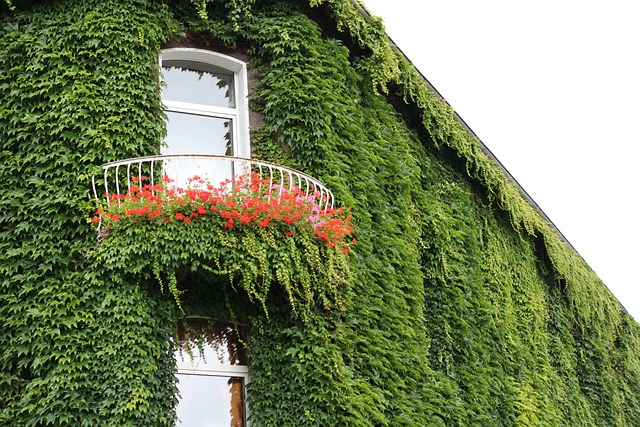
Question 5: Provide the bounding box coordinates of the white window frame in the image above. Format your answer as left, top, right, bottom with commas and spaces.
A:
160, 48, 251, 159
176, 361, 251, 427
175, 322, 251, 427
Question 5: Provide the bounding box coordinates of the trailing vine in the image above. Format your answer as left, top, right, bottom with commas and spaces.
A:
90, 173, 353, 321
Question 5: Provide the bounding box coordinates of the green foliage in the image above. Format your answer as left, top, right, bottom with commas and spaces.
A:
90, 208, 352, 322
2, 0, 14, 12
309, 0, 400, 93
0, 0, 179, 424
1, 0, 639, 426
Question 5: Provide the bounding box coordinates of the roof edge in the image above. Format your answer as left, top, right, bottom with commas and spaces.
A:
356, 3, 628, 315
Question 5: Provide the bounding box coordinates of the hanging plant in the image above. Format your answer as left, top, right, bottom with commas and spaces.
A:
89, 172, 355, 321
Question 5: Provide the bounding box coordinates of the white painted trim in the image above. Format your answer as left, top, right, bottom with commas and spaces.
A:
162, 48, 245, 73
175, 366, 251, 427
164, 100, 237, 118
176, 363, 249, 376
161, 48, 251, 159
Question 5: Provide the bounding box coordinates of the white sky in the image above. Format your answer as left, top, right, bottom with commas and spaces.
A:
364, 0, 640, 321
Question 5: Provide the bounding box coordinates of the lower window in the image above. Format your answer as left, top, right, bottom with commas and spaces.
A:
175, 319, 248, 427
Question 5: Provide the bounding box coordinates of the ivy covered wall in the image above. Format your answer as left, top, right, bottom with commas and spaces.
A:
1, 0, 639, 426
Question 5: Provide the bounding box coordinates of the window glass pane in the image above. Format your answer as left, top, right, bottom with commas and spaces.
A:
164, 111, 232, 156
163, 60, 234, 108
176, 374, 245, 427
163, 112, 233, 186
176, 321, 247, 368
175, 320, 247, 427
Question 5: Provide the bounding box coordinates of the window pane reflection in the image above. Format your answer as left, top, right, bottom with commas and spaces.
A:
176, 374, 245, 427
163, 112, 233, 186
163, 61, 234, 108
176, 321, 247, 368
175, 320, 247, 427
164, 111, 232, 156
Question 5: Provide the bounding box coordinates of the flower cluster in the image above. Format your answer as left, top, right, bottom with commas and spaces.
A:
94, 173, 355, 252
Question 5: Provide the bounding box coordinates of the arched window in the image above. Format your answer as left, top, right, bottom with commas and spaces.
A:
160, 49, 251, 185
175, 318, 249, 427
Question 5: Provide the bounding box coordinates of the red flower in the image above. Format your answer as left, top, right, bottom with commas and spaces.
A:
94, 173, 354, 250
259, 217, 271, 228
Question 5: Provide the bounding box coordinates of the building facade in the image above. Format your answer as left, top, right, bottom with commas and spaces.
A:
1, 0, 639, 426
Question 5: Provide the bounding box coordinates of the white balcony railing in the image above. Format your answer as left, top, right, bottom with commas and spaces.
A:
92, 154, 335, 212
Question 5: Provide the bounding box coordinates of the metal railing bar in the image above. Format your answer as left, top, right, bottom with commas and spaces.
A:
94, 154, 335, 211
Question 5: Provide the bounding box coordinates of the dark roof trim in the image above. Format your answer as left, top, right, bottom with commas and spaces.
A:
357, 5, 628, 315
387, 35, 576, 248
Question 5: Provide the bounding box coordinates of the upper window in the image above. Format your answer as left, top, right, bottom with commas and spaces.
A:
161, 49, 250, 160
175, 318, 249, 427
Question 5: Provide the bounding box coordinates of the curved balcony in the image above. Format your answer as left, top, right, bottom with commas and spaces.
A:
92, 154, 335, 212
